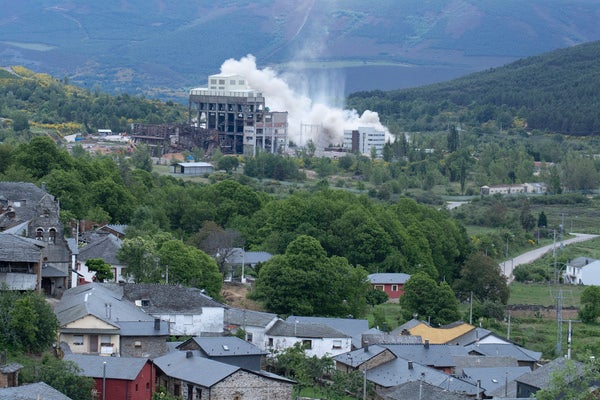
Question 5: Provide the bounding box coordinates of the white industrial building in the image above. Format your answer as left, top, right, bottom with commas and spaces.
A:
343, 127, 386, 157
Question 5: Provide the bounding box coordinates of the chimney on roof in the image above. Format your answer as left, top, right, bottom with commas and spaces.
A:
154, 318, 161, 331
424, 339, 430, 349
408, 361, 413, 370
364, 340, 369, 353
186, 351, 193, 358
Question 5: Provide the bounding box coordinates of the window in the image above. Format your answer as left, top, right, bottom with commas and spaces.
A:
135, 383, 138, 391
100, 335, 111, 346
174, 384, 180, 396
210, 79, 217, 84
230, 80, 236, 85
302, 339, 312, 349
246, 333, 253, 343
141, 299, 150, 307
36, 228, 44, 240
218, 79, 225, 85
392, 285, 398, 292
184, 315, 193, 325
48, 228, 56, 244
238, 80, 245, 85
268, 338, 273, 347
332, 340, 342, 349
73, 335, 84, 345
374, 285, 384, 291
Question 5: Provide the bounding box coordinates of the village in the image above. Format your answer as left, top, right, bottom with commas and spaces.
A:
0, 180, 592, 400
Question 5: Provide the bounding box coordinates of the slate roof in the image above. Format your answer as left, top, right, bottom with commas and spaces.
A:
0, 182, 46, 224
453, 355, 518, 373
64, 354, 149, 380
0, 362, 23, 373
225, 308, 278, 328
0, 234, 44, 262
66, 238, 79, 255
178, 336, 266, 356
465, 343, 542, 364
55, 283, 154, 327
362, 332, 423, 346
154, 350, 239, 387
334, 345, 390, 368
380, 343, 471, 369
462, 366, 531, 394
377, 380, 473, 400
153, 350, 293, 387
118, 320, 169, 336
121, 283, 224, 313
367, 355, 480, 395
449, 327, 509, 346
0, 382, 73, 400
266, 320, 350, 339
101, 224, 128, 237
515, 357, 584, 390
286, 316, 369, 348
367, 273, 411, 284
78, 235, 123, 265
225, 248, 273, 265
42, 264, 68, 277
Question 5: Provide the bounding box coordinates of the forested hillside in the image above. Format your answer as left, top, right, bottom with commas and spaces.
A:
348, 40, 600, 135
0, 66, 186, 138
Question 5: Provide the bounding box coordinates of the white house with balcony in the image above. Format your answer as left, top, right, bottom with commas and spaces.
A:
563, 257, 600, 285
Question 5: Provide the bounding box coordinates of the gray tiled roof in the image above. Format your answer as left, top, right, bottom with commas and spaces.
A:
449, 327, 502, 346
0, 182, 46, 223
66, 238, 79, 255
225, 248, 273, 265
118, 320, 169, 336
55, 283, 154, 327
179, 336, 266, 356
153, 350, 239, 387
122, 283, 224, 313
267, 320, 350, 339
368, 273, 411, 284
462, 366, 531, 394
466, 343, 542, 363
334, 345, 390, 368
64, 354, 149, 380
0, 382, 73, 400
225, 308, 278, 328
453, 355, 518, 373
377, 380, 474, 400
367, 356, 480, 394
381, 343, 470, 368
0, 234, 44, 262
390, 319, 422, 335
101, 224, 128, 236
78, 235, 123, 265
515, 357, 584, 390
286, 316, 368, 349
42, 264, 68, 277
0, 362, 23, 373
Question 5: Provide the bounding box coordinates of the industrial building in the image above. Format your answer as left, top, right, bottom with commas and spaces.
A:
188, 73, 288, 155
131, 73, 288, 157
343, 127, 386, 157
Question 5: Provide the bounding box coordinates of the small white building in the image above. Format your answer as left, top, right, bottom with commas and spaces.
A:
343, 127, 386, 157
563, 257, 600, 285
265, 320, 352, 359
172, 162, 214, 176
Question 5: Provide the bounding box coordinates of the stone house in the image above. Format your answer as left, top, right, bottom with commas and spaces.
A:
153, 349, 294, 400
177, 336, 267, 371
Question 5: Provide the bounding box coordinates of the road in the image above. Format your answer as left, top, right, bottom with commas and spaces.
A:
500, 233, 599, 283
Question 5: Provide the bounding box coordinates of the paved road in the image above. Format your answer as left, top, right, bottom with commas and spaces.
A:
500, 233, 599, 283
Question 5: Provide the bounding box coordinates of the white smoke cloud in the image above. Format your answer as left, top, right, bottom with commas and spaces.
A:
220, 54, 390, 148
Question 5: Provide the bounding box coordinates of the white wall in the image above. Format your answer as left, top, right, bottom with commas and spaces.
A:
267, 335, 352, 359
155, 307, 224, 336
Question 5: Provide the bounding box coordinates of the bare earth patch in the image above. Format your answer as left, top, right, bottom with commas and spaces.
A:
221, 282, 265, 311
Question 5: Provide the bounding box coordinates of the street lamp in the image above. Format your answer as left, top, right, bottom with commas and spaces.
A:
102, 361, 107, 400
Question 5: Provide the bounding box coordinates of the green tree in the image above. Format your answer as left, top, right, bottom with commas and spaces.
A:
217, 156, 239, 173
538, 211, 548, 228
20, 354, 95, 400
11, 111, 30, 132
453, 252, 509, 304
118, 235, 165, 283
254, 235, 370, 317
447, 124, 459, 152
14, 136, 72, 179
131, 144, 153, 172
579, 285, 600, 323
520, 201, 536, 232
400, 272, 460, 325
535, 359, 598, 400
366, 288, 388, 307
158, 239, 222, 298
85, 258, 114, 282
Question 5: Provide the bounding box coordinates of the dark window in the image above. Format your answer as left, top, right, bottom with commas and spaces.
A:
302, 339, 312, 349
174, 384, 180, 396
268, 338, 273, 347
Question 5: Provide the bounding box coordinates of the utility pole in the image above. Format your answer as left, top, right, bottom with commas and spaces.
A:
469, 292, 473, 325
507, 312, 511, 340
556, 289, 563, 355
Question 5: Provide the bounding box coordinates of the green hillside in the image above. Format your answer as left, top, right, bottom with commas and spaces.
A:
348, 40, 600, 136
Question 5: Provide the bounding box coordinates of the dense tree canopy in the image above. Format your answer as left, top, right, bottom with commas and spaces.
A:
453, 252, 509, 304
253, 235, 370, 317
400, 272, 460, 325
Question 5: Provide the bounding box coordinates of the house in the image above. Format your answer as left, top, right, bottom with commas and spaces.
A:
285, 316, 369, 350
265, 320, 352, 358
377, 380, 473, 400
0, 382, 73, 400
515, 357, 585, 398
98, 224, 127, 239
461, 366, 530, 397
0, 182, 71, 296
448, 326, 511, 346
153, 349, 295, 399
121, 283, 226, 336
55, 283, 169, 357
563, 257, 600, 285
0, 234, 44, 292
335, 345, 481, 397
224, 308, 279, 350
465, 343, 542, 370
367, 273, 411, 301
76, 234, 127, 284
65, 354, 154, 400
479, 182, 547, 196
177, 336, 266, 370
223, 248, 272, 282
0, 359, 22, 388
